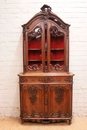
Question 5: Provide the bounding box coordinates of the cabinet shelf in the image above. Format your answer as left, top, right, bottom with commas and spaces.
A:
51, 48, 64, 51
28, 48, 41, 51
51, 59, 64, 61
28, 60, 42, 61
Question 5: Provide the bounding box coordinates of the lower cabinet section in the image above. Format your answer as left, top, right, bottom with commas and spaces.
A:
19, 80, 73, 124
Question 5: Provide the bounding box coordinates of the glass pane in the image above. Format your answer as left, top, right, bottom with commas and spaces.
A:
28, 27, 42, 71
50, 26, 64, 71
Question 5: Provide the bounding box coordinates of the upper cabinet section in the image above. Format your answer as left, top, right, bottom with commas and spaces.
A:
22, 4, 70, 73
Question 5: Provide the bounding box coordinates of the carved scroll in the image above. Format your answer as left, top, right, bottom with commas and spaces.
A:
50, 26, 64, 37
28, 26, 42, 40
50, 64, 64, 71
23, 111, 43, 118
28, 64, 42, 71
50, 111, 70, 118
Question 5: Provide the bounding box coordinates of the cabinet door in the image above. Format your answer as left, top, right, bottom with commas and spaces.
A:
48, 84, 72, 118
25, 22, 45, 72
20, 84, 44, 119
47, 22, 68, 72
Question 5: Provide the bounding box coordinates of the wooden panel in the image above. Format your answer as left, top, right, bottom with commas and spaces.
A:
20, 84, 44, 119
48, 84, 72, 118
20, 76, 73, 84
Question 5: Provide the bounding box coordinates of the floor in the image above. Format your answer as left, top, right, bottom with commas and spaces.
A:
0, 117, 87, 130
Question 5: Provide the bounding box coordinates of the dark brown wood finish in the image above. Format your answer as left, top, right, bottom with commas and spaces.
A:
18, 4, 74, 124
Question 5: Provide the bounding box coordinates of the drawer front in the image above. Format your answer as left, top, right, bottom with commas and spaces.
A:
20, 76, 73, 83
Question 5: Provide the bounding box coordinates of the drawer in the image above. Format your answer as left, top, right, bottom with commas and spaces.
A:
19, 76, 73, 83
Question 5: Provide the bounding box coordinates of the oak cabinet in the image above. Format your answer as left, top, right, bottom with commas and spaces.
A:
18, 4, 74, 124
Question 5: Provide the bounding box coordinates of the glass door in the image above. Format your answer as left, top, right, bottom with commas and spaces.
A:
26, 23, 44, 72
47, 22, 66, 72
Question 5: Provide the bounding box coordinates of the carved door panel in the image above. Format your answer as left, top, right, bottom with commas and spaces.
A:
20, 84, 44, 118
48, 84, 72, 118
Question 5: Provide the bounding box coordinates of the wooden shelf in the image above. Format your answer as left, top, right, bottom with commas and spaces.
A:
28, 60, 42, 62
28, 48, 41, 50
51, 59, 64, 61
51, 48, 64, 51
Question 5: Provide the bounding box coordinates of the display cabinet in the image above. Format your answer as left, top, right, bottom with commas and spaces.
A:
18, 4, 74, 124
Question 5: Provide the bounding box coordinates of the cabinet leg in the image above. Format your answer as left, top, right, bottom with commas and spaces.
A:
67, 119, 71, 125
21, 119, 24, 124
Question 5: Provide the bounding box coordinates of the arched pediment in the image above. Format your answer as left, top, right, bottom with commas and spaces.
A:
22, 4, 70, 32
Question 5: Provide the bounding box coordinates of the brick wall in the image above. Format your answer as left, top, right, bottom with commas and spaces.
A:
0, 0, 87, 117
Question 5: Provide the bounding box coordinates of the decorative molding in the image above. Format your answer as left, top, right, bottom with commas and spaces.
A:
20, 77, 28, 83
23, 111, 43, 118
50, 64, 64, 71
50, 111, 70, 118
38, 77, 54, 83
64, 77, 72, 82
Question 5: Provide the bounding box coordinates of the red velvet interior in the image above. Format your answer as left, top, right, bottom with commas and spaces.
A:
28, 38, 41, 49
51, 37, 64, 48
28, 51, 42, 60
28, 36, 64, 67
51, 50, 64, 60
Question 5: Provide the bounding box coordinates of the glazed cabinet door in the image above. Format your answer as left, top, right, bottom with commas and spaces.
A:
20, 84, 44, 119
24, 22, 45, 72
48, 84, 72, 118
47, 22, 68, 72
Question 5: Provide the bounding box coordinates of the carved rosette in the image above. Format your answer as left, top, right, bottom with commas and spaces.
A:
28, 86, 38, 104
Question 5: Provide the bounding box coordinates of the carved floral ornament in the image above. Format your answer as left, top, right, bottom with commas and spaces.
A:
50, 85, 69, 104
28, 86, 38, 104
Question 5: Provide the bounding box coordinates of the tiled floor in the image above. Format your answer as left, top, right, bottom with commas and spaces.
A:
0, 117, 87, 130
